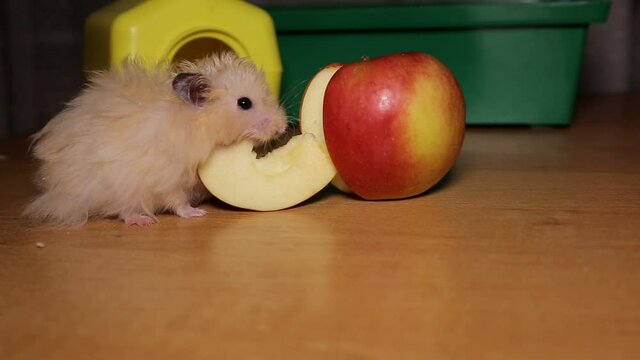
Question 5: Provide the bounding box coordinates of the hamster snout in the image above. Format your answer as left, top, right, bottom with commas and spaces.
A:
253, 117, 279, 136
248, 112, 287, 143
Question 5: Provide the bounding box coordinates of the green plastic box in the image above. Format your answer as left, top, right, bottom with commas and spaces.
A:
265, 0, 610, 125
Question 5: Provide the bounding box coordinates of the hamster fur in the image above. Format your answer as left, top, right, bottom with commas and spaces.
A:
23, 52, 287, 226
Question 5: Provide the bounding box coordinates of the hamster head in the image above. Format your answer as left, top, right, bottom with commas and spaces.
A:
172, 52, 287, 144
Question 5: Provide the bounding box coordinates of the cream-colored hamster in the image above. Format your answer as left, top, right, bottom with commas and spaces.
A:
23, 52, 287, 226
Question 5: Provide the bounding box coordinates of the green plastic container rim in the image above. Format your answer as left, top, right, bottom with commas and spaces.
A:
266, 0, 611, 32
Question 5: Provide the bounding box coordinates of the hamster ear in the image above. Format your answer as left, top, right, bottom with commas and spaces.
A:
172, 73, 210, 107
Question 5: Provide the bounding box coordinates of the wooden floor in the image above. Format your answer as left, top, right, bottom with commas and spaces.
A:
1, 94, 639, 359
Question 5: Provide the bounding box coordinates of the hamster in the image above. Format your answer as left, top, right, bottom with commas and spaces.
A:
23, 52, 287, 226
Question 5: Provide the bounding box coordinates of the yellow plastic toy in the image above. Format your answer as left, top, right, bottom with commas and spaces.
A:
84, 0, 283, 96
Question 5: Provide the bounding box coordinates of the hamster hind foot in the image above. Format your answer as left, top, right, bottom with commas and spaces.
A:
175, 205, 207, 218
120, 205, 205, 227
122, 214, 157, 227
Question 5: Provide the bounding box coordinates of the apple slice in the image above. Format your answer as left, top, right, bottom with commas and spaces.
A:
299, 63, 342, 144
299, 63, 353, 194
198, 133, 336, 211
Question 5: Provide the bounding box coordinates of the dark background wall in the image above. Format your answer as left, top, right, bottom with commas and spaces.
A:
1, 0, 638, 139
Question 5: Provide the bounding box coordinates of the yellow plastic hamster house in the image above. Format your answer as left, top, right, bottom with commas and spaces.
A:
83, 0, 283, 96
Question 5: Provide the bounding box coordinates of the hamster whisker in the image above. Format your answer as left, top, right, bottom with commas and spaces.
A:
252, 137, 275, 159
279, 79, 308, 112
285, 121, 301, 136
286, 116, 300, 128
279, 79, 307, 103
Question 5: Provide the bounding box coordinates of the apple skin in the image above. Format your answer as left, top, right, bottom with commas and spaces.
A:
322, 52, 465, 200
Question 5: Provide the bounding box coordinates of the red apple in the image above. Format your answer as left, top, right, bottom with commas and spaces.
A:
322, 52, 465, 200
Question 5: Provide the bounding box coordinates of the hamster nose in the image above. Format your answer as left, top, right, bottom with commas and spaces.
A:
253, 117, 267, 129
252, 117, 276, 138
260, 117, 271, 131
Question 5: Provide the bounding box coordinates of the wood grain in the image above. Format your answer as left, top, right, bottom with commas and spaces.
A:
1, 95, 639, 359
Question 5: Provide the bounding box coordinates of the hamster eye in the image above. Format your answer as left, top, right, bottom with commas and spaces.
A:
237, 97, 252, 110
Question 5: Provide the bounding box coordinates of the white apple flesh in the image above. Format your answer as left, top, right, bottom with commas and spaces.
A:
198, 133, 336, 211
299, 63, 353, 194
299, 63, 342, 145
